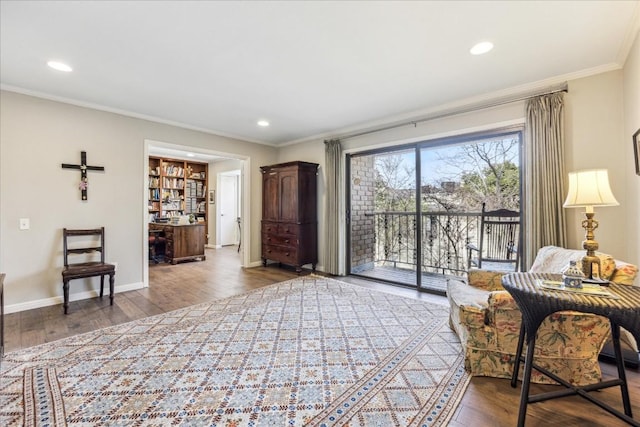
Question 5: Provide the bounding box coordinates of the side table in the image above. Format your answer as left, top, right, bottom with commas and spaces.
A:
502, 272, 640, 427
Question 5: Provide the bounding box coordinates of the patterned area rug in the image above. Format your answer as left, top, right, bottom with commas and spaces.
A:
0, 276, 469, 426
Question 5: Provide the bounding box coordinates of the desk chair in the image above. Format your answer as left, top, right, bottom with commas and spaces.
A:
61, 227, 115, 314
149, 229, 166, 263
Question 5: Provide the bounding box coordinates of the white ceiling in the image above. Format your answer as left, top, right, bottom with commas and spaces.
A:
1, 1, 639, 146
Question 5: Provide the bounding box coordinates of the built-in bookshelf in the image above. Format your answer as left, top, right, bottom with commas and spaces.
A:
148, 156, 208, 224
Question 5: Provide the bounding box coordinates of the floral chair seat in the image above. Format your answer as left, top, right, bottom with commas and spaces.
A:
447, 246, 638, 385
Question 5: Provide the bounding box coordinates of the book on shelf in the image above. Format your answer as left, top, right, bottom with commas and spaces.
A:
162, 177, 185, 189
189, 171, 206, 179
186, 180, 197, 196
162, 164, 185, 177
162, 200, 183, 211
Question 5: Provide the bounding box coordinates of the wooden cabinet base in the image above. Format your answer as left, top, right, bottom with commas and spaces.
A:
262, 258, 315, 273
171, 255, 206, 265
150, 223, 206, 264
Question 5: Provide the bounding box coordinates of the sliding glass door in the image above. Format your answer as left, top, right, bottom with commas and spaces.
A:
348, 147, 417, 287
347, 128, 522, 293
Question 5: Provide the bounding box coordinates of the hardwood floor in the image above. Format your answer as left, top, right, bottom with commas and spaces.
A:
4, 246, 639, 426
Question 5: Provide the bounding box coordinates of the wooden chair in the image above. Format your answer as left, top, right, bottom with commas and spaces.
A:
61, 227, 115, 314
467, 203, 521, 272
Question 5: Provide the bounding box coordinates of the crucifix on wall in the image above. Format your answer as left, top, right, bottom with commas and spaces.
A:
61, 151, 105, 201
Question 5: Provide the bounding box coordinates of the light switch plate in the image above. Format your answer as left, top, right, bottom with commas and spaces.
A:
19, 218, 30, 230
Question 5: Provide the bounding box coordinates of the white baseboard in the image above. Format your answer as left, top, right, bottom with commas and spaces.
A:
4, 281, 145, 314
247, 260, 264, 268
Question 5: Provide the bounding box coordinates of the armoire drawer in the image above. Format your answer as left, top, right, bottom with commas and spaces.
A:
262, 244, 298, 264
262, 233, 297, 247
277, 224, 299, 237
262, 222, 300, 238
262, 221, 278, 234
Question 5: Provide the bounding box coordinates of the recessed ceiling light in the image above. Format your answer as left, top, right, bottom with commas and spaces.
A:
470, 41, 494, 55
47, 60, 73, 72
186, 153, 195, 157
257, 120, 270, 127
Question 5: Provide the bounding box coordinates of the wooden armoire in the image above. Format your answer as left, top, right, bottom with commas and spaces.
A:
261, 161, 319, 272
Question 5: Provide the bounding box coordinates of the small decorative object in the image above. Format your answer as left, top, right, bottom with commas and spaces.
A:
189, 214, 195, 224
562, 260, 585, 289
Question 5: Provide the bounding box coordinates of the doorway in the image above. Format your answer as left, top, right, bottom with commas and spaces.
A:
218, 170, 241, 248
143, 140, 251, 289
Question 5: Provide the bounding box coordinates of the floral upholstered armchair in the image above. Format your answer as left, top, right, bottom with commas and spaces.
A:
447, 246, 638, 385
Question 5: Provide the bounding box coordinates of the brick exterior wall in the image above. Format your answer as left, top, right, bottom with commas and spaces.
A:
350, 156, 375, 273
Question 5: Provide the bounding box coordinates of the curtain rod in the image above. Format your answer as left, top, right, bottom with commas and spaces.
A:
326, 83, 568, 143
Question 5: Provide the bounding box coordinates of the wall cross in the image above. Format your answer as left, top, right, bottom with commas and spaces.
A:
61, 151, 105, 201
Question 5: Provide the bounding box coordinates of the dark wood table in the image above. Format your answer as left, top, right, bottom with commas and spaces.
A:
502, 272, 640, 427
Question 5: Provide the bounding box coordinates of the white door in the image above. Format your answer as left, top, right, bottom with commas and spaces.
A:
220, 174, 239, 246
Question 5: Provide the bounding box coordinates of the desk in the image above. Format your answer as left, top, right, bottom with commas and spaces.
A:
149, 223, 206, 264
502, 272, 640, 426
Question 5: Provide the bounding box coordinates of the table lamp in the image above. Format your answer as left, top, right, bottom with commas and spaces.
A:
563, 169, 619, 280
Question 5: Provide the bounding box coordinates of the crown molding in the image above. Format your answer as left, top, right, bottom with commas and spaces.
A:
0, 84, 277, 147
280, 63, 623, 147
617, 1, 640, 65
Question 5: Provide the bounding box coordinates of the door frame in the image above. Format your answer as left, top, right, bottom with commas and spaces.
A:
345, 126, 524, 292
217, 170, 241, 247
142, 139, 251, 288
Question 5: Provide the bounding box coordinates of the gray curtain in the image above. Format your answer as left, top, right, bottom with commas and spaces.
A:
524, 92, 567, 269
324, 139, 342, 275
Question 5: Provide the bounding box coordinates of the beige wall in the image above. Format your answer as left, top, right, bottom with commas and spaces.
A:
0, 90, 278, 311
565, 71, 627, 258
283, 70, 637, 273
623, 31, 640, 267
2, 45, 639, 311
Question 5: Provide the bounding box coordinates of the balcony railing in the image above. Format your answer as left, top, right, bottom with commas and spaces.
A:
361, 211, 481, 276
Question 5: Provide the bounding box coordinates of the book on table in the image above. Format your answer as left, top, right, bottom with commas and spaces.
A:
536, 279, 618, 298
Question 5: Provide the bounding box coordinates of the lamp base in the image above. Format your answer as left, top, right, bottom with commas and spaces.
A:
580, 211, 602, 280
581, 254, 602, 281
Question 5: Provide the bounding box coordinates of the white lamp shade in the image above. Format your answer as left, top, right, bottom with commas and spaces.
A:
563, 169, 619, 208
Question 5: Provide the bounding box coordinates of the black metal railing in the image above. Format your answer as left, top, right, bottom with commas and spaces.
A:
362, 211, 481, 276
